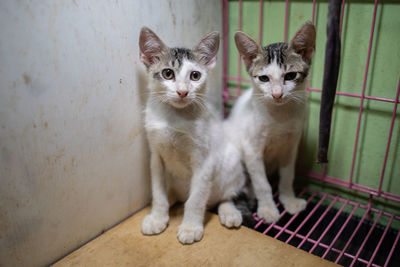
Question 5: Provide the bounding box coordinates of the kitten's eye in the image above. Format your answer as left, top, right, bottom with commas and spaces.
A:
162, 69, 174, 80
258, 75, 270, 82
190, 71, 201, 81
284, 72, 297, 81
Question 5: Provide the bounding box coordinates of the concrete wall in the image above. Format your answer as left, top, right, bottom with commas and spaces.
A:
0, 1, 222, 266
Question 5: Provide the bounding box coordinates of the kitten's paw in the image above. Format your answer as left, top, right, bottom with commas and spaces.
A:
142, 214, 169, 235
177, 223, 204, 244
280, 196, 307, 215
257, 204, 280, 223
219, 207, 242, 228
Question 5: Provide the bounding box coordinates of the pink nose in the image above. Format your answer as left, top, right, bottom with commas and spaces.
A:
177, 90, 188, 98
272, 92, 282, 99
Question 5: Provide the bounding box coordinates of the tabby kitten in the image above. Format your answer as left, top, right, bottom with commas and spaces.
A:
139, 27, 245, 244
226, 22, 316, 223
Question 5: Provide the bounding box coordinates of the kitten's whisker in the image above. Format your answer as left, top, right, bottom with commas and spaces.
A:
193, 97, 207, 113
288, 95, 306, 105
150, 94, 170, 105
195, 92, 208, 97
144, 91, 165, 96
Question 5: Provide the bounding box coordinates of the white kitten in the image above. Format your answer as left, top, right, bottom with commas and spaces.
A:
226, 22, 316, 223
139, 27, 245, 244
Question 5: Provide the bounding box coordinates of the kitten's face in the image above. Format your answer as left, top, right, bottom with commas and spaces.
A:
146, 48, 209, 108
139, 28, 219, 109
235, 22, 316, 105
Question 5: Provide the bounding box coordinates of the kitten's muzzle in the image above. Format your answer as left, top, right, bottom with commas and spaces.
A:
177, 90, 189, 98
272, 92, 283, 99
271, 85, 283, 99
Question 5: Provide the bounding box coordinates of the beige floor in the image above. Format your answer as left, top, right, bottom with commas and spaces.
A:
54, 205, 338, 267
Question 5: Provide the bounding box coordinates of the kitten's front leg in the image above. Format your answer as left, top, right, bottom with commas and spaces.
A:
244, 152, 280, 223
218, 201, 242, 228
177, 162, 213, 244
142, 153, 170, 235
278, 147, 307, 215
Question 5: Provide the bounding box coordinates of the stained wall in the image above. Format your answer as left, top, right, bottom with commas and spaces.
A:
0, 1, 222, 266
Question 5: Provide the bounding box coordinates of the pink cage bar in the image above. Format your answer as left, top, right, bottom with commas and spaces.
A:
222, 0, 400, 266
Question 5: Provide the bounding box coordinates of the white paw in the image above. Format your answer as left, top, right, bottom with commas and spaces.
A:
257, 204, 280, 223
142, 214, 169, 235
177, 223, 204, 244
219, 208, 242, 228
280, 196, 307, 215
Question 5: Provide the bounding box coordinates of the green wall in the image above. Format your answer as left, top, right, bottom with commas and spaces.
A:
225, 0, 400, 228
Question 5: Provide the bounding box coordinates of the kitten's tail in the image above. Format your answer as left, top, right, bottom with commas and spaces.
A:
233, 164, 257, 226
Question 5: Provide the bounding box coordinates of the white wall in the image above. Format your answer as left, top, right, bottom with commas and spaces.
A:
0, 1, 222, 266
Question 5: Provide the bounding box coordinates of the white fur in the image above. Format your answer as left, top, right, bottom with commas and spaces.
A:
225, 62, 307, 223
142, 59, 245, 244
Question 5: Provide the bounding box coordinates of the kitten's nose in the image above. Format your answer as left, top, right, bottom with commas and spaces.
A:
272, 92, 282, 99
177, 90, 188, 98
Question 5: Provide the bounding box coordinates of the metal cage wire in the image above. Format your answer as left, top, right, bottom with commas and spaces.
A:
221, 0, 400, 266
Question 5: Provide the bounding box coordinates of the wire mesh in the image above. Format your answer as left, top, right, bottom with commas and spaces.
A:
222, 0, 400, 265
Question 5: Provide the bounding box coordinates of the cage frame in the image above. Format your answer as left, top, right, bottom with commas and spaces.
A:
221, 0, 400, 266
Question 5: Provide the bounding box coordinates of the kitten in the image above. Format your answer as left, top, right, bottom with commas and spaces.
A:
139, 27, 245, 244
225, 22, 316, 223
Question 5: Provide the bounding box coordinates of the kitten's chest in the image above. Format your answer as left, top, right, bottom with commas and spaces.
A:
148, 123, 194, 158
145, 113, 196, 176
156, 129, 193, 160
262, 122, 302, 168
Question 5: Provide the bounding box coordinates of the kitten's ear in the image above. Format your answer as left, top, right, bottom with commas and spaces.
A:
195, 31, 220, 69
139, 27, 167, 67
234, 31, 261, 70
289, 22, 316, 63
